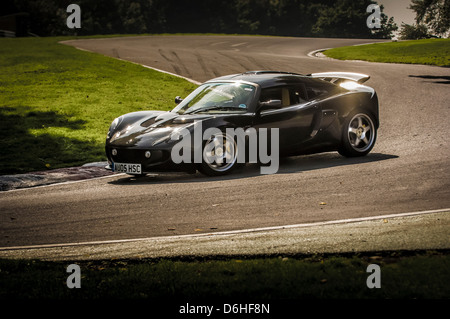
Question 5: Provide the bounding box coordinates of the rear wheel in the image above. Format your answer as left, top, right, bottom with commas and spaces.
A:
338, 111, 377, 157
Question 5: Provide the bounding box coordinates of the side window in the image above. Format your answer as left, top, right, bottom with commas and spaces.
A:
259, 80, 335, 109
289, 84, 308, 104
260, 85, 307, 108
260, 87, 282, 103
305, 82, 333, 100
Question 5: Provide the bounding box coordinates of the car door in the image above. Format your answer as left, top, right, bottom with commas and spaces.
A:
252, 83, 322, 155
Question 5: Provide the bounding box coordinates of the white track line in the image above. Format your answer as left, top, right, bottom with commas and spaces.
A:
139, 64, 201, 85
307, 48, 332, 58
1, 208, 448, 251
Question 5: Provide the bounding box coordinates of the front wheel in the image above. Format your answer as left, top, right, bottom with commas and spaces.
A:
198, 131, 239, 176
338, 111, 377, 157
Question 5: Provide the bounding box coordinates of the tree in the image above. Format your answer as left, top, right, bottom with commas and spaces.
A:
399, 23, 430, 39
7, 0, 401, 38
311, 0, 397, 39
312, 0, 375, 38
370, 5, 398, 39
119, 1, 147, 34
409, 0, 450, 37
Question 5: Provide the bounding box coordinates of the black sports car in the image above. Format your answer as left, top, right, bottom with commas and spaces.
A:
105, 71, 379, 176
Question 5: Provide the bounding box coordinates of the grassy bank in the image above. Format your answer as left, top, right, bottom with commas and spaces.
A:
324, 39, 450, 67
1, 251, 449, 300
0, 36, 197, 175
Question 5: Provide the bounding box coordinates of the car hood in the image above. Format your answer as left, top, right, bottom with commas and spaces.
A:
108, 111, 214, 148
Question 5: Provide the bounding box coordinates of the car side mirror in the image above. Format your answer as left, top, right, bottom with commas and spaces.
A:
175, 96, 183, 104
258, 99, 282, 113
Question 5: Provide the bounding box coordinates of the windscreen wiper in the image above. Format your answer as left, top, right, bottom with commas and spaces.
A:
184, 105, 241, 114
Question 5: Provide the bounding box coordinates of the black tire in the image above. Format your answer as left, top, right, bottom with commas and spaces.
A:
338, 110, 377, 157
198, 131, 239, 176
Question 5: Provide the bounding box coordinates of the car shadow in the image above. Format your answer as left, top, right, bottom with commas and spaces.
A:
409, 75, 450, 85
109, 152, 399, 186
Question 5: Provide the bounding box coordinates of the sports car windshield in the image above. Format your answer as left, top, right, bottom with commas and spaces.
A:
172, 82, 256, 115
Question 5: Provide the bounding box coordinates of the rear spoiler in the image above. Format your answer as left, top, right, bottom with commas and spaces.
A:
307, 72, 370, 84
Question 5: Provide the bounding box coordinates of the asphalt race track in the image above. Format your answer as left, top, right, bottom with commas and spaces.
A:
1, 35, 449, 258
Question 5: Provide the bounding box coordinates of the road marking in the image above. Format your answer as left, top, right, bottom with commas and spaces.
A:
307, 48, 331, 58
1, 207, 448, 251
140, 64, 201, 85
231, 42, 247, 47
211, 41, 228, 46
307, 41, 389, 60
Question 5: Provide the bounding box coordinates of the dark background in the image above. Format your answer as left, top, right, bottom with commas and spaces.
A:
1, 0, 397, 38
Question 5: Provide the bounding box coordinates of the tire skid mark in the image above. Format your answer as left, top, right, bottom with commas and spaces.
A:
195, 52, 209, 76
196, 52, 223, 78
158, 48, 182, 75
171, 50, 193, 78
158, 48, 173, 62
217, 51, 254, 73
246, 55, 267, 70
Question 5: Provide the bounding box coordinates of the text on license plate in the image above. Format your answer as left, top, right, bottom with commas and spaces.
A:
113, 163, 142, 174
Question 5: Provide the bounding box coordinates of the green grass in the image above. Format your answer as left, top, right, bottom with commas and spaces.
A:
0, 36, 198, 175
324, 39, 450, 67
1, 251, 449, 300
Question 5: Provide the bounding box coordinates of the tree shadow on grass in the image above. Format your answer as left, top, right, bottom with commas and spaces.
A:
0, 106, 104, 174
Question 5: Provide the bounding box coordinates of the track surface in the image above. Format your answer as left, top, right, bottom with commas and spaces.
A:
1, 35, 449, 248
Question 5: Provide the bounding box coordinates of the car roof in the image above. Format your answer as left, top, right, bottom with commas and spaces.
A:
206, 71, 312, 88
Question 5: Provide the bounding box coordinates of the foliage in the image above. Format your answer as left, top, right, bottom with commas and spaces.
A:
311, 1, 397, 38
371, 9, 399, 39
7, 0, 397, 39
409, 0, 450, 37
1, 251, 449, 299
399, 23, 430, 39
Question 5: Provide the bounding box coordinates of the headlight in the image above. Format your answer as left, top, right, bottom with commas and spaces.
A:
107, 116, 123, 139
111, 116, 123, 131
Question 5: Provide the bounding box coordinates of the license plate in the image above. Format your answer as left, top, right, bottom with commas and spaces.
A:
113, 162, 142, 174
